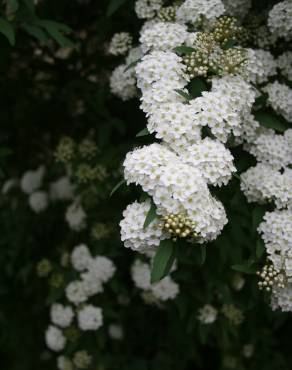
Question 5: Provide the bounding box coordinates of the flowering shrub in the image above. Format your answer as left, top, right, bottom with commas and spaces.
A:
1, 0, 292, 370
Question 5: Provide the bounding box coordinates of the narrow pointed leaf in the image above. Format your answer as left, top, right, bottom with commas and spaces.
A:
110, 179, 125, 197
136, 128, 149, 137
143, 201, 157, 229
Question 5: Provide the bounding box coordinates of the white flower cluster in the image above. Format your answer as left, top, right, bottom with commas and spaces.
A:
45, 325, 66, 352
222, 0, 251, 19
120, 200, 169, 253
268, 0, 292, 41
66, 244, 116, 304
176, 0, 225, 25
108, 32, 133, 56
198, 304, 218, 324
131, 259, 179, 302
21, 165, 45, 194
263, 81, 292, 122
135, 0, 163, 19
123, 143, 228, 242
246, 49, 277, 84
50, 303, 74, 328
50, 176, 74, 201
65, 201, 86, 231
77, 304, 103, 330
28, 190, 48, 213
277, 51, 292, 81
110, 64, 137, 101
139, 22, 188, 53
110, 2, 260, 266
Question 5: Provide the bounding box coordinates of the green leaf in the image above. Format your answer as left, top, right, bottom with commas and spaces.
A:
22, 24, 48, 44
175, 89, 192, 101
254, 112, 287, 132
231, 263, 257, 274
110, 179, 126, 197
37, 20, 74, 48
136, 128, 150, 137
106, 0, 127, 16
151, 240, 176, 283
252, 206, 266, 232
0, 18, 15, 45
256, 239, 265, 259
232, 172, 241, 180
173, 45, 196, 55
189, 77, 207, 98
143, 201, 157, 229
124, 58, 141, 72
200, 246, 207, 266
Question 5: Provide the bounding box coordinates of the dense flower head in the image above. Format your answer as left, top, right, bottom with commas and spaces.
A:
45, 325, 66, 352
222, 0, 251, 19
258, 210, 292, 277
139, 21, 188, 52
277, 51, 292, 81
198, 304, 218, 324
77, 305, 103, 330
28, 191, 48, 213
50, 176, 74, 201
136, 51, 188, 87
120, 200, 168, 252
131, 259, 179, 301
263, 81, 292, 122
241, 164, 292, 209
180, 138, 235, 186
50, 304, 74, 328
71, 244, 92, 272
268, 0, 292, 41
176, 0, 225, 25
21, 165, 45, 194
272, 284, 292, 312
147, 101, 201, 146
247, 131, 292, 170
110, 64, 137, 101
108, 32, 133, 56
65, 280, 89, 305
246, 48, 277, 84
135, 0, 163, 19
65, 202, 86, 231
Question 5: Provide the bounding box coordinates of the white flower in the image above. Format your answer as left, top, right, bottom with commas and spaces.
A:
180, 138, 235, 186
110, 64, 137, 101
222, 0, 251, 19
131, 259, 179, 301
50, 303, 74, 328
277, 51, 292, 81
65, 280, 88, 305
120, 200, 168, 252
50, 176, 74, 201
28, 191, 48, 213
135, 0, 162, 19
268, 0, 292, 41
65, 202, 86, 231
151, 276, 179, 301
71, 244, 92, 272
108, 32, 133, 56
45, 325, 66, 352
139, 22, 188, 53
87, 256, 116, 283
246, 49, 277, 84
108, 324, 124, 340
263, 81, 292, 122
198, 304, 218, 324
78, 305, 103, 330
271, 284, 292, 312
21, 165, 45, 194
176, 0, 225, 25
258, 209, 292, 277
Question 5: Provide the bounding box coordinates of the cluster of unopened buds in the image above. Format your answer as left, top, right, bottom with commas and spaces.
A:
257, 263, 286, 292
212, 16, 242, 44
157, 6, 177, 22
160, 213, 198, 241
